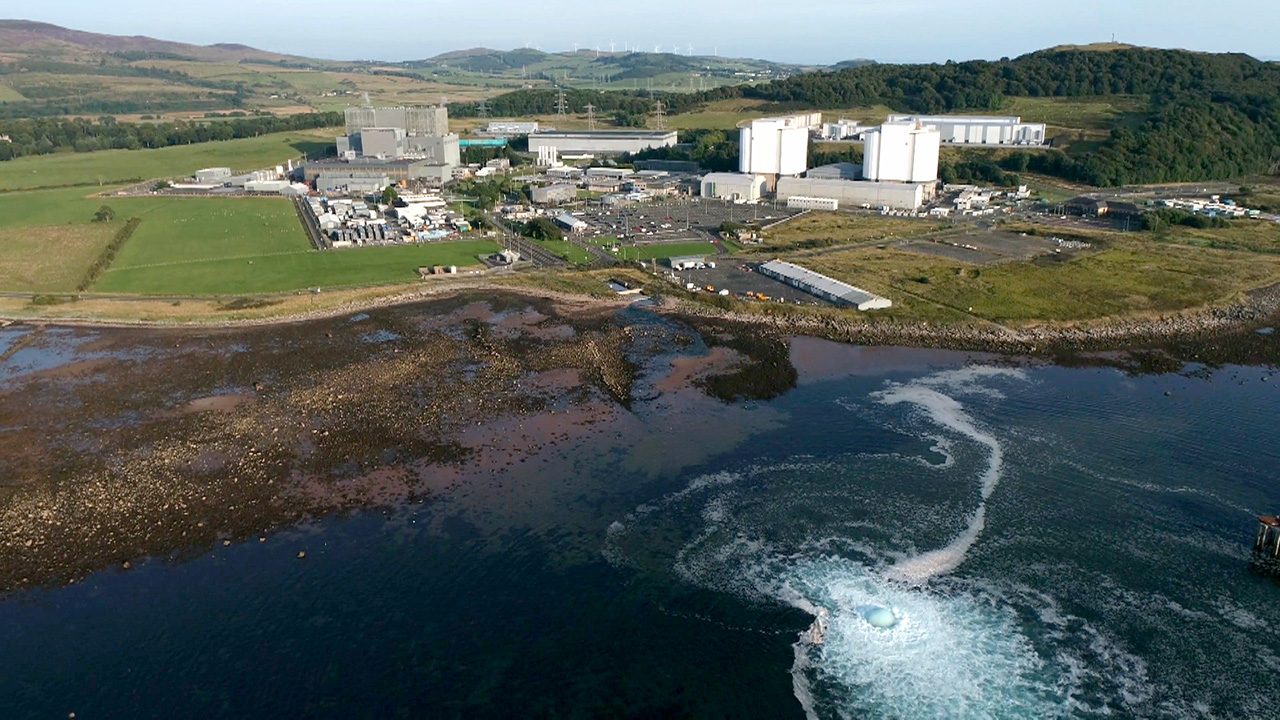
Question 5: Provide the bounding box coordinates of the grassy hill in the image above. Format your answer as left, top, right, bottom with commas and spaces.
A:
0, 21, 819, 120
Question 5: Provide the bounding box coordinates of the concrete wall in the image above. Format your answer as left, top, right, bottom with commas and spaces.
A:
527, 131, 677, 155
406, 134, 460, 167
701, 173, 765, 202
863, 122, 939, 183
776, 177, 926, 211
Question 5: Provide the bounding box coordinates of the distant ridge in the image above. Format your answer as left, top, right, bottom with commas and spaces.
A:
1046, 42, 1139, 52
0, 19, 307, 63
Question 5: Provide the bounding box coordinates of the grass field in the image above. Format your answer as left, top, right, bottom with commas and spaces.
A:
798, 236, 1280, 324
761, 212, 947, 251
0, 84, 27, 102
97, 240, 501, 295
1158, 220, 1280, 254
0, 187, 118, 228
1001, 95, 1149, 134
0, 223, 119, 292
623, 242, 720, 261
536, 240, 594, 265
0, 129, 336, 192
0, 188, 500, 295
105, 197, 307, 269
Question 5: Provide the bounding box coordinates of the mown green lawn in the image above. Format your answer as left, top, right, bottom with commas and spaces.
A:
97, 240, 501, 295
536, 240, 593, 265
0, 130, 335, 191
106, 197, 309, 269
622, 242, 721, 261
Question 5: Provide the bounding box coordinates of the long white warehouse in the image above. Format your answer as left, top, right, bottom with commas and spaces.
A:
863, 121, 940, 184
887, 115, 1046, 146
527, 130, 677, 156
759, 260, 891, 310
776, 177, 932, 211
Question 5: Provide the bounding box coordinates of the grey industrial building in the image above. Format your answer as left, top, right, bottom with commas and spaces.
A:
345, 106, 449, 136
485, 121, 539, 136
700, 173, 766, 202
776, 177, 934, 211
336, 104, 460, 167
807, 162, 863, 180
531, 184, 578, 204
527, 130, 678, 156
304, 158, 453, 189
758, 260, 892, 310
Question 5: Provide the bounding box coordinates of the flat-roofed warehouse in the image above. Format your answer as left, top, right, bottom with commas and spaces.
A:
776, 177, 933, 211
759, 260, 891, 310
527, 130, 678, 156
886, 115, 1047, 146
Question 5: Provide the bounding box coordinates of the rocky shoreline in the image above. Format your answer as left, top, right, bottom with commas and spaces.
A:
660, 281, 1280, 368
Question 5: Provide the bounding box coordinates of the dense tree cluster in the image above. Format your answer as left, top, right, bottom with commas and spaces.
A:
0, 112, 341, 161
616, 129, 740, 172
459, 48, 1279, 187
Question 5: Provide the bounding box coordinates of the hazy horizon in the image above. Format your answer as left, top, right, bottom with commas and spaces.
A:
6, 0, 1278, 65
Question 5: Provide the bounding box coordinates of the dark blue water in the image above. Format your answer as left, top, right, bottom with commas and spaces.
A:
3, 347, 1279, 719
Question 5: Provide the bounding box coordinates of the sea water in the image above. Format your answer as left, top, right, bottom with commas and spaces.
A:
2, 351, 1279, 718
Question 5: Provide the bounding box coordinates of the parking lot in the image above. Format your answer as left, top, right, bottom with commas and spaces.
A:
897, 230, 1070, 266
574, 198, 804, 242
658, 257, 833, 306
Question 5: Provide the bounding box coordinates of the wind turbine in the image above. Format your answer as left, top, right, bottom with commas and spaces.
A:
654, 44, 661, 53
687, 44, 694, 56
609, 40, 616, 53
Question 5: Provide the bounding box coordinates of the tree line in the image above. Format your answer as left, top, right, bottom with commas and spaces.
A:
0, 112, 341, 161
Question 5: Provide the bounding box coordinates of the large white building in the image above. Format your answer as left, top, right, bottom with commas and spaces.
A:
886, 115, 1046, 146
776, 177, 933, 211
862, 121, 941, 184
739, 113, 821, 180
527, 130, 677, 156
701, 173, 766, 202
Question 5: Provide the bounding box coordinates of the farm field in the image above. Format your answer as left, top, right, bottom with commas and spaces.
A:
0, 223, 118, 292
0, 129, 336, 191
105, 197, 308, 269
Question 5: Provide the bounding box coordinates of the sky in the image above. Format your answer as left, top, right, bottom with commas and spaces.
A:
10, 0, 1279, 64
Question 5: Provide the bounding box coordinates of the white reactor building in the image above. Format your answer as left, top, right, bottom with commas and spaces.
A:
739, 113, 820, 183
862, 121, 941, 184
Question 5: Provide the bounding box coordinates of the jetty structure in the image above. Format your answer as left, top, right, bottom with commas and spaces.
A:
1254, 515, 1280, 572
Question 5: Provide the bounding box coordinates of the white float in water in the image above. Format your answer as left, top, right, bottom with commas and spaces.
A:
861, 605, 898, 629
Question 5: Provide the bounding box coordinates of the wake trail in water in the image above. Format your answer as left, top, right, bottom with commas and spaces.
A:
874, 370, 1019, 584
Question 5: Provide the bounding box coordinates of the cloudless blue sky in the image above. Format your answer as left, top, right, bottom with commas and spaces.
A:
11, 0, 1279, 64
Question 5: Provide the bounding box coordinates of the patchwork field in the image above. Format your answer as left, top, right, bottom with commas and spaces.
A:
0, 129, 336, 191
0, 188, 500, 295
